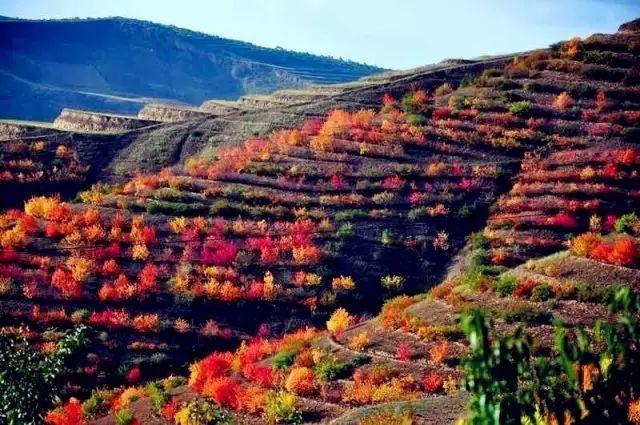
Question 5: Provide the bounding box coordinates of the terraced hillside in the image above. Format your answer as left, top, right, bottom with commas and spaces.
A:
0, 52, 520, 208
2, 18, 640, 425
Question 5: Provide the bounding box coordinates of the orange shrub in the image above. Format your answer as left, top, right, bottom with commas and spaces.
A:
285, 367, 317, 395
379, 296, 417, 329
348, 331, 370, 351
554, 92, 574, 109
66, 256, 93, 282
429, 341, 449, 364
174, 318, 190, 333
188, 352, 233, 392
326, 308, 353, 335
570, 232, 602, 257
131, 243, 149, 261
238, 385, 267, 414
331, 275, 355, 291
169, 216, 189, 234
24, 196, 60, 220
132, 313, 160, 333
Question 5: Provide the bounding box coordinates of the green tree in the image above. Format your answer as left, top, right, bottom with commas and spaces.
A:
0, 325, 87, 425
460, 287, 640, 424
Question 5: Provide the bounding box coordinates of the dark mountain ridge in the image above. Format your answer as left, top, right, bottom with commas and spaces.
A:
0, 16, 384, 120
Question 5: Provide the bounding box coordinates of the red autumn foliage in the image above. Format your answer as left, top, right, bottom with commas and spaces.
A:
137, 262, 159, 295
382, 93, 396, 107
161, 400, 180, 420
45, 398, 85, 425
101, 259, 120, 276
381, 176, 405, 190
51, 268, 82, 299
422, 372, 444, 393
396, 342, 412, 361
432, 107, 452, 120
301, 118, 324, 135
88, 309, 130, 329
201, 240, 238, 266
45, 222, 60, 238
580, 236, 638, 268
202, 377, 241, 409
549, 213, 578, 229
513, 279, 539, 298
127, 366, 142, 383
603, 163, 618, 178
189, 352, 234, 392
242, 364, 275, 388
608, 238, 638, 267
330, 175, 347, 190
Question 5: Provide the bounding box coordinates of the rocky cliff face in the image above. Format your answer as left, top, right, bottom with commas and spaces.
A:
52, 109, 159, 133
137, 104, 213, 122
0, 121, 59, 140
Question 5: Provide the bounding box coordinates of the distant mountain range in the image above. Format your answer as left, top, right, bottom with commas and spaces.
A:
0, 16, 384, 121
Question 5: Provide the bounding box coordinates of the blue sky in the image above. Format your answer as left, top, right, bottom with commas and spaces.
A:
2, 0, 639, 69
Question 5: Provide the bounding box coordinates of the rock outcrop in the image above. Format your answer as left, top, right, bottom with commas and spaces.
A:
53, 109, 159, 133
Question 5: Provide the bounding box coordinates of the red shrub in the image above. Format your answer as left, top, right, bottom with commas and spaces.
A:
607, 237, 638, 267
19, 215, 39, 235
140, 226, 157, 244
301, 118, 324, 136
88, 309, 130, 329
161, 400, 180, 420
45, 222, 60, 238
189, 352, 234, 392
513, 279, 539, 299
589, 242, 613, 263
381, 176, 405, 190
101, 259, 120, 276
126, 366, 142, 383
330, 175, 347, 189
603, 163, 618, 178
396, 342, 412, 361
202, 377, 241, 409
51, 268, 82, 299
243, 364, 275, 388
432, 107, 452, 120
201, 240, 238, 266
45, 398, 84, 425
382, 93, 396, 107
422, 372, 444, 393
137, 262, 159, 295
604, 215, 617, 231
550, 213, 578, 229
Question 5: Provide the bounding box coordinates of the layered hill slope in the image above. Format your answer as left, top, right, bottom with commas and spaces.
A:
0, 16, 383, 121
2, 18, 640, 425
0, 53, 519, 208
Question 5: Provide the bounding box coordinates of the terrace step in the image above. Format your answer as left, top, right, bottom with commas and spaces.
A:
53, 108, 160, 133
137, 103, 213, 122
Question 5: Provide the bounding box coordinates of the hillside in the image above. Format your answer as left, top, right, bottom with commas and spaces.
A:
1, 17, 640, 425
0, 16, 383, 121
0, 52, 518, 209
